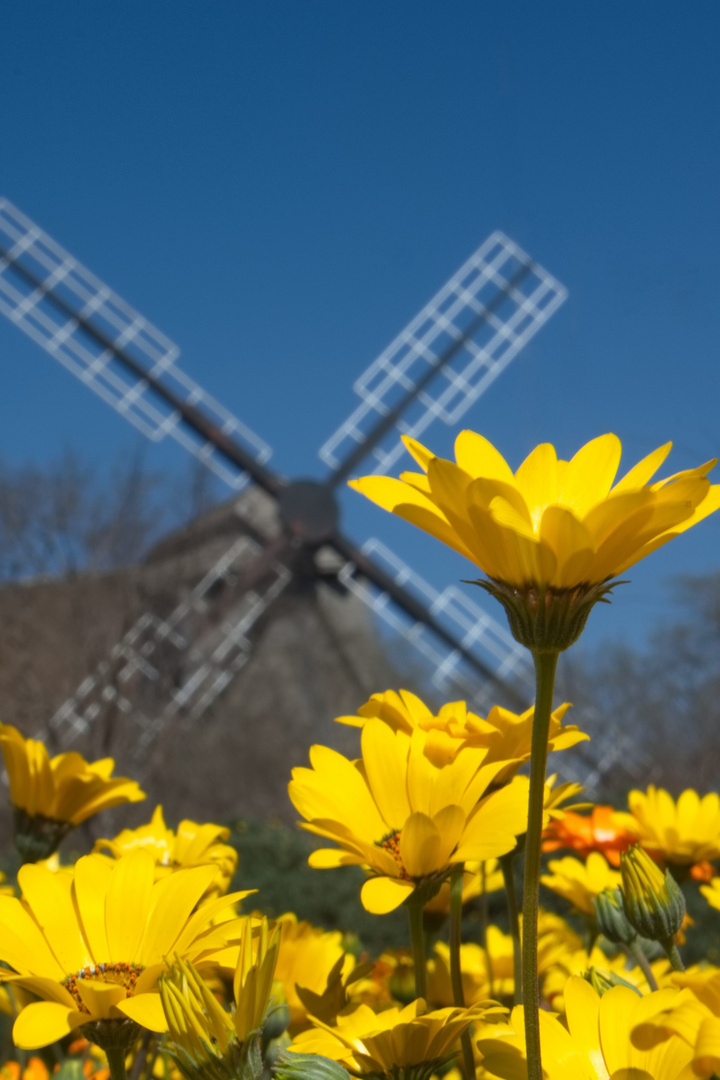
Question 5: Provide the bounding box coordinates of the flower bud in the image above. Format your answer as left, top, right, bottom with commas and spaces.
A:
593, 887, 637, 945
620, 845, 686, 944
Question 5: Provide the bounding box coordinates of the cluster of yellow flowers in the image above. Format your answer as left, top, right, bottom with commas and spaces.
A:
0, 430, 718, 1080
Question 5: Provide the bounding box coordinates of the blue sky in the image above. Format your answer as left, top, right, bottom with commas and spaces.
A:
1, 3, 719, 655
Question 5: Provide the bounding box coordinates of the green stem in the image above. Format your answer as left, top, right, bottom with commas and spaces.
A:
522, 649, 559, 1080
407, 900, 427, 1000
105, 1047, 128, 1080
661, 938, 686, 972
479, 863, 494, 999
450, 865, 476, 1080
628, 940, 659, 991
500, 851, 522, 1005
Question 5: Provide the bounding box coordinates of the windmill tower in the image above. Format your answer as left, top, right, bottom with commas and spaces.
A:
1, 199, 636, 821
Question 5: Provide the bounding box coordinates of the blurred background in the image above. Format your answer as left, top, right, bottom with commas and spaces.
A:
0, 2, 719, 858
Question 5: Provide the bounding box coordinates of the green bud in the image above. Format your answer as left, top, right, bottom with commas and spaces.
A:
593, 887, 637, 945
262, 1004, 291, 1044
620, 845, 686, 943
274, 1053, 351, 1080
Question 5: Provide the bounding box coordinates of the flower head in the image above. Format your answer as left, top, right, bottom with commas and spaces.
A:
289, 720, 528, 913
290, 999, 502, 1078
476, 975, 693, 1079
541, 852, 622, 916
350, 433, 720, 651
0, 849, 255, 1049
93, 806, 237, 898
0, 723, 145, 861
543, 804, 635, 866
615, 786, 720, 874
350, 432, 720, 590
337, 689, 587, 781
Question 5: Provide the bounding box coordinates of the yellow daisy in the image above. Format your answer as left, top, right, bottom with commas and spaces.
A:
290, 999, 502, 1076
477, 975, 694, 1079
93, 805, 237, 898
540, 852, 622, 916
0, 850, 255, 1050
0, 723, 145, 861
349, 432, 720, 592
289, 719, 528, 914
337, 689, 587, 779
615, 786, 720, 870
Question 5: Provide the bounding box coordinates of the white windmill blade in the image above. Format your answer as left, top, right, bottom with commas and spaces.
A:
320, 232, 567, 476
45, 535, 291, 762
0, 198, 271, 491
338, 537, 534, 712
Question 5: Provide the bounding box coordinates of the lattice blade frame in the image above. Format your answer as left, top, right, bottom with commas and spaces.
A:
338, 537, 534, 711
320, 232, 566, 475
0, 198, 271, 490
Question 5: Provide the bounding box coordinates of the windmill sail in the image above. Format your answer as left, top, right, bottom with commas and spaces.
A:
0, 197, 569, 774
0, 198, 271, 490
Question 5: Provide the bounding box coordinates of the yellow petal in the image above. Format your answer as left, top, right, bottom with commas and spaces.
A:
0, 896, 66, 980
73, 855, 113, 963
401, 436, 435, 472
13, 1002, 84, 1050
514, 442, 558, 523
308, 848, 363, 868
454, 430, 515, 482
559, 434, 622, 515
116, 991, 168, 1032
75, 980, 126, 1018
400, 813, 442, 878
539, 506, 595, 588
361, 721, 411, 830
17, 865, 88, 974
140, 865, 218, 962
613, 442, 673, 492
105, 851, 155, 964
348, 477, 476, 562
361, 876, 415, 914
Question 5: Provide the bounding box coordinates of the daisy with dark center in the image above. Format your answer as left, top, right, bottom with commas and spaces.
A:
0, 849, 256, 1080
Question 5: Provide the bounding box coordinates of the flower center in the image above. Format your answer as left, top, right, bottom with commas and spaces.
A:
376, 830, 411, 880
63, 963, 144, 1012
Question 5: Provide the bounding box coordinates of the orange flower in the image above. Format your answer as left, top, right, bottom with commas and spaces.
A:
542, 806, 635, 867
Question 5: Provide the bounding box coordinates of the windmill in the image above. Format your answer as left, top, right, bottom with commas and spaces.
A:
0, 198, 574, 787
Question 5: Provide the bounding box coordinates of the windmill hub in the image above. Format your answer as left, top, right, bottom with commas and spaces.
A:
278, 480, 339, 543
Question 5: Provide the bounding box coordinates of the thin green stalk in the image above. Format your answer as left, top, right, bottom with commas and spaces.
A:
450, 865, 476, 1080
500, 851, 522, 1005
522, 649, 559, 1080
628, 940, 659, 991
105, 1046, 128, 1080
661, 938, 686, 972
408, 900, 427, 999
479, 863, 494, 998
